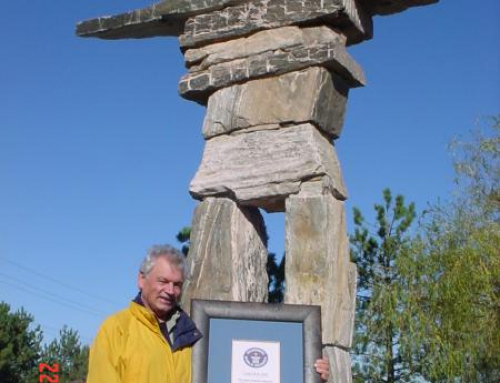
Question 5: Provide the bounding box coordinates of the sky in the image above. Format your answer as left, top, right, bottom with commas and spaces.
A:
0, 0, 499, 348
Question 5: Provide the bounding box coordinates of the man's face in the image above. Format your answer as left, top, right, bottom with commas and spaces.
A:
138, 257, 184, 320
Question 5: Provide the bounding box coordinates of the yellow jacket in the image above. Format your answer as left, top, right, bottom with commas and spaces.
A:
87, 301, 201, 383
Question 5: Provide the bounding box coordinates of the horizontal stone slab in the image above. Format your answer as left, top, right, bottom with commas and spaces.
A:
76, 0, 374, 45
76, 0, 249, 39
179, 0, 371, 48
179, 34, 365, 104
202, 66, 349, 139
189, 123, 347, 211
184, 25, 346, 71
75, 0, 439, 43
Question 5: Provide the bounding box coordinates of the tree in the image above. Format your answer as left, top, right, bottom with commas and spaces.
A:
351, 117, 499, 383
176, 226, 191, 256
402, 116, 500, 382
350, 189, 417, 383
0, 302, 42, 383
41, 326, 89, 383
267, 252, 285, 303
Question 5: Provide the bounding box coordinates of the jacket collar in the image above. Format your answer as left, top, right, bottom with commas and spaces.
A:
130, 294, 202, 351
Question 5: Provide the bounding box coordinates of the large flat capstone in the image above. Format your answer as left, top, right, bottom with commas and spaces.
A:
76, 0, 376, 45
76, 0, 438, 45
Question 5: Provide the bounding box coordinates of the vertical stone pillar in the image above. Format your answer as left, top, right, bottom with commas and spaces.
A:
285, 181, 357, 383
181, 197, 269, 313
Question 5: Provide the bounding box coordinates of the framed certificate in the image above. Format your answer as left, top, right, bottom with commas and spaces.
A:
190, 300, 322, 383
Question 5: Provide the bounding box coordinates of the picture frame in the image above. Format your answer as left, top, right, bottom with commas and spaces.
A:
190, 299, 322, 383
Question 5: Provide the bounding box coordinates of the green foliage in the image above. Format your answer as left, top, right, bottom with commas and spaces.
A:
352, 116, 500, 382
450, 115, 500, 219
351, 189, 417, 383
267, 252, 285, 303
0, 301, 89, 383
0, 302, 42, 383
401, 117, 500, 382
41, 326, 89, 383
176, 226, 192, 256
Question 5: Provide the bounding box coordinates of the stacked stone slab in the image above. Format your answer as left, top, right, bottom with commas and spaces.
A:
77, 1, 440, 382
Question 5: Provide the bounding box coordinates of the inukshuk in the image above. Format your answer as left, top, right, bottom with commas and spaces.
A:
77, 1, 439, 381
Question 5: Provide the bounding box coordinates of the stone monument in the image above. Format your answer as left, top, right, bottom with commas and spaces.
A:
77, 1, 439, 381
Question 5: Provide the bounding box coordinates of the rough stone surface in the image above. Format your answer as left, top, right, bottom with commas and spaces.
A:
284, 184, 355, 348
190, 124, 347, 212
340, 0, 373, 40
202, 67, 349, 139
179, 0, 347, 48
76, 0, 249, 39
76, 0, 438, 43
184, 26, 346, 71
179, 31, 365, 104
181, 197, 268, 312
347, 261, 358, 347
323, 346, 353, 383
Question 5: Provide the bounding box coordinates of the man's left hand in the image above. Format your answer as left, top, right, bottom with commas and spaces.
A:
314, 356, 330, 382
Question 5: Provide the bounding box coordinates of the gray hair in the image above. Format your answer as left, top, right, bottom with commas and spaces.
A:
139, 244, 189, 280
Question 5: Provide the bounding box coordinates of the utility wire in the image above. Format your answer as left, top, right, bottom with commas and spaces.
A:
37, 323, 93, 345
0, 279, 105, 318
0, 256, 121, 306
0, 273, 109, 316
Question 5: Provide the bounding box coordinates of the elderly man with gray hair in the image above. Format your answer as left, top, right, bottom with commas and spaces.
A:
86, 244, 330, 383
86, 244, 202, 383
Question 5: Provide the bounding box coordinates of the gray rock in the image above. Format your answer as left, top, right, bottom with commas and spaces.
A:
284, 184, 355, 348
179, 0, 352, 48
202, 66, 349, 140
323, 345, 353, 383
76, 0, 250, 39
340, 0, 373, 40
75, 0, 371, 44
189, 124, 347, 212
75, 0, 439, 43
184, 26, 346, 71
181, 197, 268, 312
347, 262, 358, 348
179, 33, 365, 104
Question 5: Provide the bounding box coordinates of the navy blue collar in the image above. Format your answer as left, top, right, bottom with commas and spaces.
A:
132, 293, 202, 350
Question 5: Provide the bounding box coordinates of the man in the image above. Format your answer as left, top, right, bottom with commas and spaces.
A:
87, 244, 330, 383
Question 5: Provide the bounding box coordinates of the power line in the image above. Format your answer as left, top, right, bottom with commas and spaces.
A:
0, 256, 121, 306
0, 273, 109, 316
0, 279, 105, 318
37, 323, 93, 345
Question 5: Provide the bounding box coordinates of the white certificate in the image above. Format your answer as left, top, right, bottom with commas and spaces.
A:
231, 339, 280, 383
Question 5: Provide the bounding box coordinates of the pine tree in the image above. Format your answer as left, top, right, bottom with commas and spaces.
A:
41, 326, 89, 383
350, 189, 416, 383
0, 302, 42, 383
